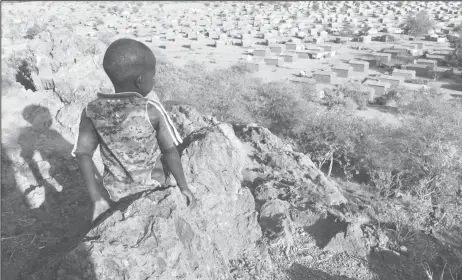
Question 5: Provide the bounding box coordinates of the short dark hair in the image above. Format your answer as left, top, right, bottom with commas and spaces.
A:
103, 38, 156, 85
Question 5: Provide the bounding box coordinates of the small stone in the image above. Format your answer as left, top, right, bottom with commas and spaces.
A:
398, 245, 408, 255
302, 254, 314, 262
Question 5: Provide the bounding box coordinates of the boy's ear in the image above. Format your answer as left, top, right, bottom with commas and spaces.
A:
135, 75, 143, 88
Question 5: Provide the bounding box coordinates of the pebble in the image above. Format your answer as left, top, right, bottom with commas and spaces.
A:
302, 254, 314, 262
398, 245, 408, 255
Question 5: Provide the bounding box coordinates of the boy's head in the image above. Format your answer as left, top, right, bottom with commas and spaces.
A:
103, 38, 156, 96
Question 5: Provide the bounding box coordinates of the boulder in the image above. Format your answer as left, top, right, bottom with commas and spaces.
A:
259, 199, 295, 255
22, 105, 352, 280
27, 118, 262, 280
52, 55, 108, 104
323, 222, 369, 257
49, 189, 234, 280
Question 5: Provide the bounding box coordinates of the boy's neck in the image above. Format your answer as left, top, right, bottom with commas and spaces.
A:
113, 85, 140, 94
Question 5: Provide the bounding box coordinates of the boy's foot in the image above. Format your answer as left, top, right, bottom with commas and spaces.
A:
92, 198, 111, 222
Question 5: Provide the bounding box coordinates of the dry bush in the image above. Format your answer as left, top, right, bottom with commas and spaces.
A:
156, 60, 260, 124
156, 60, 462, 235
406, 11, 435, 38
344, 97, 359, 111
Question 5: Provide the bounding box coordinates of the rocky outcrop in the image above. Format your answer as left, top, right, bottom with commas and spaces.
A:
22, 105, 356, 280
5, 29, 366, 279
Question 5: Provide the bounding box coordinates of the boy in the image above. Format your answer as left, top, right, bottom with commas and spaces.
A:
72, 38, 197, 221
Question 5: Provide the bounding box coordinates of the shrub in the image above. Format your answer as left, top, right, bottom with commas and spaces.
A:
344, 97, 359, 111
406, 11, 434, 38
341, 85, 370, 110
155, 59, 462, 234
340, 22, 356, 37
322, 88, 345, 108
293, 105, 367, 177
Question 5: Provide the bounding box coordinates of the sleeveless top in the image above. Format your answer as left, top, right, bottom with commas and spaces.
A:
78, 91, 182, 201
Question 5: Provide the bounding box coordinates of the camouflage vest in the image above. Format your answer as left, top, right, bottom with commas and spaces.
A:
85, 92, 165, 201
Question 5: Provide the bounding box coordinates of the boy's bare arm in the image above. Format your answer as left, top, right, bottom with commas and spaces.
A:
162, 146, 188, 188
73, 109, 110, 219
162, 146, 197, 208
78, 155, 111, 221
77, 155, 103, 202
148, 102, 197, 207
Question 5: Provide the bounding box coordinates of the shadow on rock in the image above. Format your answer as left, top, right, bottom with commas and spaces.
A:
287, 263, 358, 280
49, 187, 232, 280
303, 212, 348, 249
366, 229, 462, 280
1, 105, 101, 279
23, 188, 171, 280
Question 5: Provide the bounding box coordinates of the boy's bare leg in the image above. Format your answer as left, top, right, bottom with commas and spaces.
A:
77, 155, 111, 221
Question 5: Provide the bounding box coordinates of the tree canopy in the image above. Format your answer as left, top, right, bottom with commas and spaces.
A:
406, 11, 435, 37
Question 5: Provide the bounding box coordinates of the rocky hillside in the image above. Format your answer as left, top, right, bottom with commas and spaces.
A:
2, 3, 461, 279
19, 103, 362, 280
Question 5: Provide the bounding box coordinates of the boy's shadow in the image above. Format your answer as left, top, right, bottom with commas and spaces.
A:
17, 105, 99, 224
2, 105, 100, 279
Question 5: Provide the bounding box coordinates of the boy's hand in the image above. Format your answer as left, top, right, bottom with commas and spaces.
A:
92, 198, 111, 222
179, 186, 198, 209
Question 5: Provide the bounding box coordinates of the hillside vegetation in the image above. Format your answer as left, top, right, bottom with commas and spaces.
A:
157, 60, 462, 239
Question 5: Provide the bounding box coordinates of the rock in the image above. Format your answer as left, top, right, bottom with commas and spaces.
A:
254, 182, 284, 202
323, 222, 369, 258
302, 254, 314, 262
259, 199, 295, 255
20, 104, 352, 279
170, 105, 218, 137
29, 53, 55, 91
29, 121, 262, 279
170, 106, 349, 256
290, 207, 323, 228
370, 248, 402, 266
52, 56, 107, 104
178, 124, 261, 259
232, 123, 346, 207
398, 245, 408, 255
24, 185, 46, 209
55, 189, 232, 280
